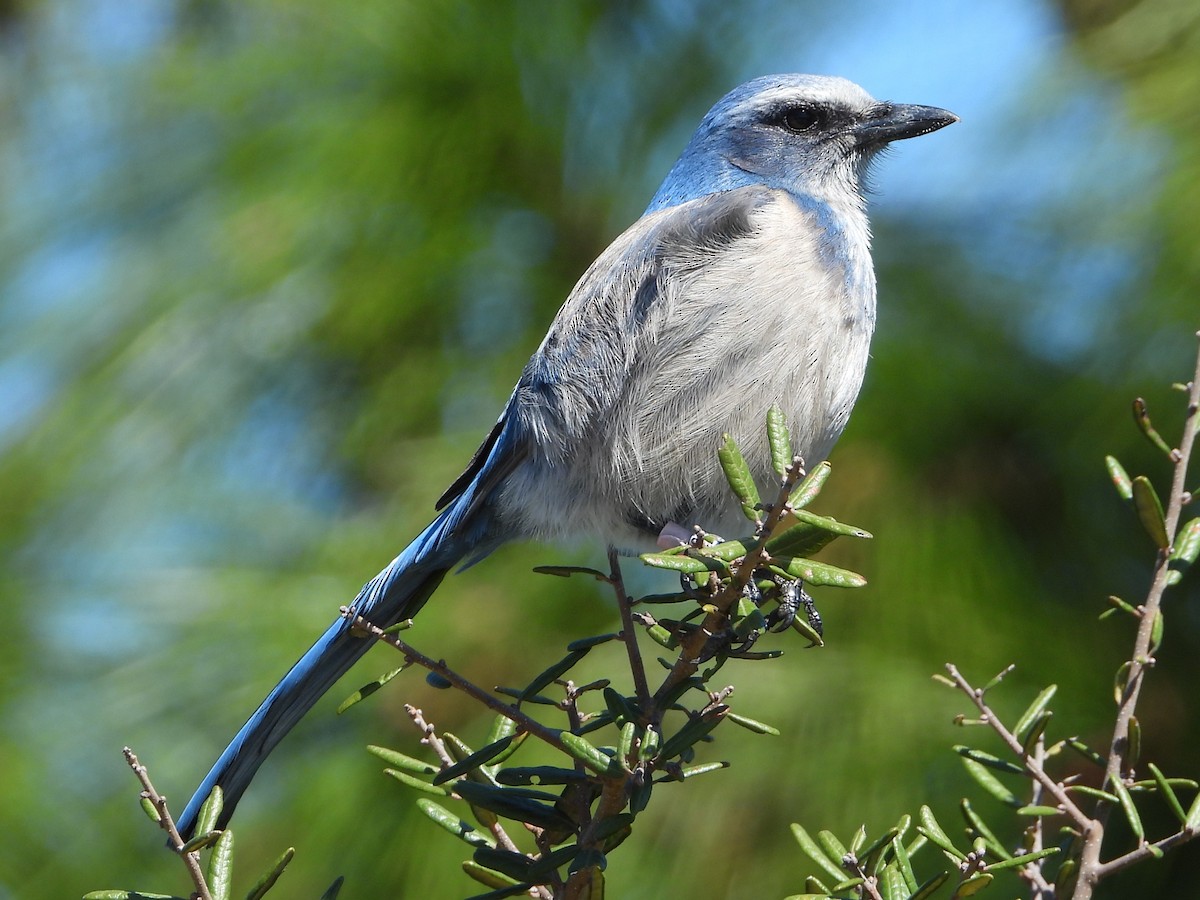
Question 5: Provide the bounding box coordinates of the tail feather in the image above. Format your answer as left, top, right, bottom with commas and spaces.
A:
175, 512, 466, 838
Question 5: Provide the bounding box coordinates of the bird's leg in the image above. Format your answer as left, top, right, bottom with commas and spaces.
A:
764, 580, 822, 636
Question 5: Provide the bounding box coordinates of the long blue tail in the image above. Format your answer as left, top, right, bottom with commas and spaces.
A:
175, 504, 478, 838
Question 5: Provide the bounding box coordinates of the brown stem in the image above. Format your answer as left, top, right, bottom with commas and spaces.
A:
1075, 333, 1200, 899
123, 748, 213, 900
608, 548, 652, 714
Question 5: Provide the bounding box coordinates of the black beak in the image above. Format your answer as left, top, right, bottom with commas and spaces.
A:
852, 102, 958, 148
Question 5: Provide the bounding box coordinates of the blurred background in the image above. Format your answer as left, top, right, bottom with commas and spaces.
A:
1, 0, 1198, 897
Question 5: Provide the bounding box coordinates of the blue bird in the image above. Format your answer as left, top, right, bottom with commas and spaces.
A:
176, 74, 955, 837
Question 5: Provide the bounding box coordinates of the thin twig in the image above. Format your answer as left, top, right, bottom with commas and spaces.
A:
344, 608, 567, 753
123, 747, 214, 900
944, 665, 1092, 828
607, 548, 652, 714
1074, 334, 1200, 899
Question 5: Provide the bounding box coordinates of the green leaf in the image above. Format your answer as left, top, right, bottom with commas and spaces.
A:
558, 732, 623, 776
82, 894, 182, 900
960, 799, 1011, 859
453, 782, 575, 832
1111, 779, 1144, 841
1066, 737, 1107, 769
138, 796, 161, 824
416, 798, 495, 848
679, 761, 730, 779
719, 433, 762, 520
433, 735, 517, 785
385, 768, 449, 796
725, 712, 779, 735
207, 830, 234, 900
817, 830, 849, 865
771, 557, 866, 588
917, 805, 964, 860
1132, 397, 1175, 458
497, 766, 590, 786
337, 666, 406, 713
911, 871, 951, 900
640, 552, 725, 574
520, 649, 589, 701
1016, 805, 1062, 816
567, 633, 621, 651
953, 873, 993, 897
788, 460, 832, 509
954, 745, 1027, 777
532, 565, 610, 580
195, 785, 223, 839
767, 406, 793, 477
890, 835, 917, 893
1148, 762, 1190, 825
1067, 785, 1119, 804
790, 824, 848, 883
461, 860, 522, 890
658, 706, 727, 760
244, 846, 295, 900
180, 830, 222, 854
1013, 684, 1057, 742
367, 745, 438, 777
1170, 518, 1200, 573
960, 756, 1021, 805
1132, 475, 1169, 549
879, 862, 906, 900
983, 846, 1059, 872
318, 876, 344, 900
471, 847, 535, 882
1104, 455, 1133, 500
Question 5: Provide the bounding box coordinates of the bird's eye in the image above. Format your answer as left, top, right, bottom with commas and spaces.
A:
773, 105, 823, 134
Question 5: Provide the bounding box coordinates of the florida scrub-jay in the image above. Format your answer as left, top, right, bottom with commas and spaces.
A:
177, 74, 956, 836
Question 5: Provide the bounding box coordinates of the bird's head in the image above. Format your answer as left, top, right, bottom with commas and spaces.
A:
647, 74, 957, 213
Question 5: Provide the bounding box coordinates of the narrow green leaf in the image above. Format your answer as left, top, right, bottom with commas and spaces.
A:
558, 732, 622, 776
1132, 475, 1170, 548
567, 633, 620, 651
532, 565, 610, 580
1148, 762, 1190, 825
385, 768, 449, 796
139, 796, 161, 823
454, 782, 575, 832
1132, 397, 1175, 458
1104, 455, 1133, 500
725, 712, 780, 735
856, 826, 901, 871
767, 407, 793, 477
1170, 518, 1200, 568
911, 870, 951, 900
180, 830, 222, 854
849, 824, 867, 855
1111, 779, 1145, 841
890, 835, 917, 893
82, 893, 180, 900
954, 745, 1028, 777
1013, 685, 1057, 742
816, 830, 849, 865
195, 785, 223, 839
1066, 737, 1107, 769
1016, 805, 1062, 816
416, 799, 495, 849
337, 666, 406, 713
640, 552, 723, 574
461, 860, 522, 890
983, 847, 1059, 872
1128, 715, 1142, 767
1067, 785, 1119, 804
318, 876, 344, 900
471, 847, 535, 882
433, 736, 516, 785
788, 460, 832, 509
719, 433, 762, 520
658, 707, 727, 760
679, 761, 730, 779
367, 745, 438, 777
1186, 785, 1200, 832
463, 883, 535, 900
244, 846, 295, 900
496, 766, 589, 786
953, 872, 993, 897
790, 823, 848, 883
207, 830, 233, 900
879, 862, 906, 900
520, 649, 589, 702
960, 756, 1021, 806
917, 805, 964, 860
771, 558, 866, 588
960, 799, 1011, 859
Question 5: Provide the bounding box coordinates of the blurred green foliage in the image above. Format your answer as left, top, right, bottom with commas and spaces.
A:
0, 1, 1198, 898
